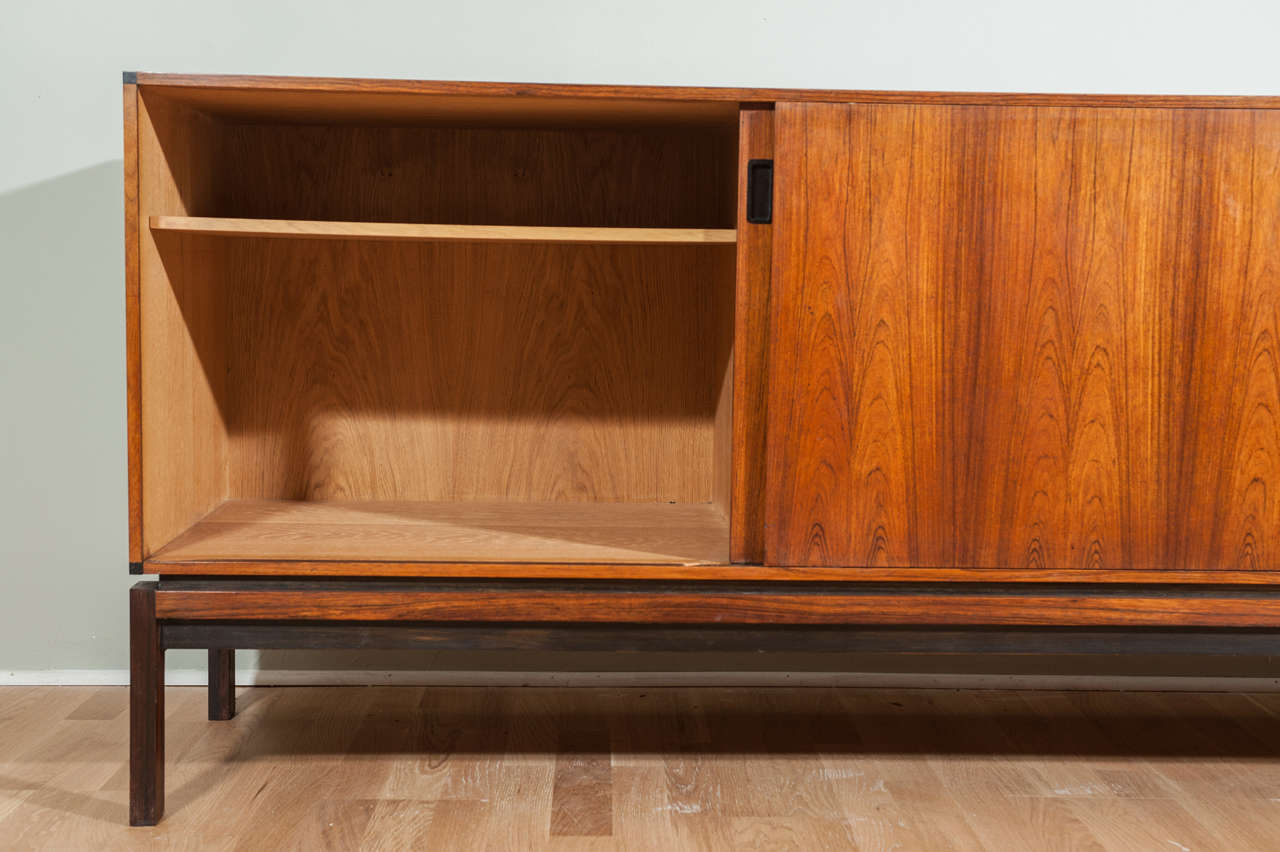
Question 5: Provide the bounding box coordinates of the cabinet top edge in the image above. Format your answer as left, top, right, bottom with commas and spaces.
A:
130, 72, 1280, 109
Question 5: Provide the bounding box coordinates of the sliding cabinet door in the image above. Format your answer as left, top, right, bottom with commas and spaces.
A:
764, 100, 1280, 575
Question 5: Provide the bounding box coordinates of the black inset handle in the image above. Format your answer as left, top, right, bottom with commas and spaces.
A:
746, 159, 773, 224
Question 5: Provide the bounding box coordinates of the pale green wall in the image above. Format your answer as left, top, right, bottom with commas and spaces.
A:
3, 0, 1279, 679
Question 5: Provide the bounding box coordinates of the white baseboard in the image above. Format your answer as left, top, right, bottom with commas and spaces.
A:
6, 669, 1280, 691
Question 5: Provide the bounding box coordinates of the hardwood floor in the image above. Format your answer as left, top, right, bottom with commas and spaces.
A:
4, 686, 1280, 849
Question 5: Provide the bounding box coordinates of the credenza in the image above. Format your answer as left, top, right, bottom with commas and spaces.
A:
124, 72, 1280, 824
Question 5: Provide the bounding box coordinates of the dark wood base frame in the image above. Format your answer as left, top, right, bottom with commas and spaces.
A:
130, 579, 1280, 825
207, 648, 234, 721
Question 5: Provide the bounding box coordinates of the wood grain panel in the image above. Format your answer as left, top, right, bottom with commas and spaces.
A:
150, 499, 729, 565
143, 557, 1280, 585
767, 102, 1280, 574
222, 239, 734, 505
137, 93, 228, 555
152, 586, 1280, 627
730, 107, 774, 563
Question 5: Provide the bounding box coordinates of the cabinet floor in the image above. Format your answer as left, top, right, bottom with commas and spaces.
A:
151, 499, 730, 566
4, 685, 1280, 849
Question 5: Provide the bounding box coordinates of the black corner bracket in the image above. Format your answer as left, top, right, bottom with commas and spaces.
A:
129, 561, 144, 575
123, 71, 138, 85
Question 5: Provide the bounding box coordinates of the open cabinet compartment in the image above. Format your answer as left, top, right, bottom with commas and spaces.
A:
136, 88, 741, 569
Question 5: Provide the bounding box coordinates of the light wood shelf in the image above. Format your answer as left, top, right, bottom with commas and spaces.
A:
151, 499, 730, 565
149, 216, 737, 245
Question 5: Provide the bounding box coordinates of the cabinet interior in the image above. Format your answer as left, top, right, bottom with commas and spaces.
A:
137, 90, 741, 566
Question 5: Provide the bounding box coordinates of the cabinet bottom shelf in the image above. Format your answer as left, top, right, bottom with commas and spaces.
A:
149, 499, 729, 567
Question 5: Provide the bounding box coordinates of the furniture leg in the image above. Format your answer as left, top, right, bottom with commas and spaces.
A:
208, 649, 235, 721
130, 582, 163, 826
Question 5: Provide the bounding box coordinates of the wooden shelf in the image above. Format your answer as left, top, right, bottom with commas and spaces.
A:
151, 500, 730, 566
149, 216, 737, 245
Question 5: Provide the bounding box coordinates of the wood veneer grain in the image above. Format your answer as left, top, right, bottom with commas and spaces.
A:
766, 102, 1280, 575
152, 586, 1280, 627
142, 558, 1280, 585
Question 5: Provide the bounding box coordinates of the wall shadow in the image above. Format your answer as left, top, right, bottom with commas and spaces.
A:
0, 161, 184, 671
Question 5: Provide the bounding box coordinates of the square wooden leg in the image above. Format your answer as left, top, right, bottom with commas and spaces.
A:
130, 582, 164, 826
208, 649, 235, 721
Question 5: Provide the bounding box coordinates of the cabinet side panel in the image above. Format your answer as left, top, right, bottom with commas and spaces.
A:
124, 83, 142, 563
766, 101, 1280, 574
138, 94, 229, 554
730, 108, 774, 562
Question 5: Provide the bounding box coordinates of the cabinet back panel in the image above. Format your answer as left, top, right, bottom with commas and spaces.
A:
209, 124, 737, 229
221, 239, 735, 503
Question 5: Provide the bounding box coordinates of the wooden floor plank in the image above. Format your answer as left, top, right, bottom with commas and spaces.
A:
2, 685, 1280, 849
550, 725, 613, 837
829, 690, 987, 851
959, 795, 1107, 851
1009, 691, 1179, 799
612, 767, 682, 849
65, 687, 128, 722
1059, 797, 1226, 852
